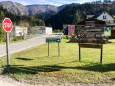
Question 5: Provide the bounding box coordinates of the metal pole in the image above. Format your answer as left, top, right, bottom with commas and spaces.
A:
6, 33, 10, 66
58, 42, 60, 57
100, 44, 103, 64
48, 42, 50, 57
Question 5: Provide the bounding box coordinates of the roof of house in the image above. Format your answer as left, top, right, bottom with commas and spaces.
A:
77, 18, 106, 25
87, 11, 115, 20
92, 13, 102, 18
86, 15, 94, 19
106, 23, 115, 27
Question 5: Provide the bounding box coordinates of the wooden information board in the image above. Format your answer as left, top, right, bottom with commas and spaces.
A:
76, 26, 107, 63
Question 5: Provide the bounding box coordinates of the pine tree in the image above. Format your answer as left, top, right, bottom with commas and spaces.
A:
73, 11, 81, 25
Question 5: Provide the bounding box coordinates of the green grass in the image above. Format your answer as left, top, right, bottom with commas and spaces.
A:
0, 39, 115, 84
0, 40, 25, 45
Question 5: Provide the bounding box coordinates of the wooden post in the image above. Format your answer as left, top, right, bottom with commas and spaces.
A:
100, 44, 103, 64
78, 36, 81, 61
79, 43, 81, 61
58, 42, 60, 57
48, 42, 50, 57
6, 33, 10, 66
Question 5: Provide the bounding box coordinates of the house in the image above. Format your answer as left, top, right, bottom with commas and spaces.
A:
81, 12, 115, 38
11, 26, 28, 37
86, 15, 94, 19
86, 11, 115, 24
33, 26, 52, 34
77, 18, 106, 26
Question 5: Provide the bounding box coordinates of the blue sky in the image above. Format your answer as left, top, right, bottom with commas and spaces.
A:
1, 0, 102, 6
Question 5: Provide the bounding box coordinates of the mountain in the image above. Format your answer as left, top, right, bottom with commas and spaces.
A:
57, 4, 68, 12
26, 4, 57, 15
0, 1, 28, 15
0, 1, 66, 16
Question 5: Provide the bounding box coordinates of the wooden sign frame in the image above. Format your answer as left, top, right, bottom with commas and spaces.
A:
76, 25, 105, 64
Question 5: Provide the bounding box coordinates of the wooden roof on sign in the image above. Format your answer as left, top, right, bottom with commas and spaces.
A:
77, 18, 106, 25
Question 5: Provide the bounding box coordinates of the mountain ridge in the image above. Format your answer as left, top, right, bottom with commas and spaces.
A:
0, 1, 67, 16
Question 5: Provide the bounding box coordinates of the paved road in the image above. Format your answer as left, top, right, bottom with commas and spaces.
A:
0, 34, 60, 57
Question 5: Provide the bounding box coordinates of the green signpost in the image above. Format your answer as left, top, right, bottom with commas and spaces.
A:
46, 38, 61, 43
46, 38, 61, 57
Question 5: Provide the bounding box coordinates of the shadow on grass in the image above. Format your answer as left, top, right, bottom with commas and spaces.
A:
2, 63, 115, 74
111, 78, 115, 81
75, 63, 115, 72
15, 57, 33, 61
2, 65, 61, 74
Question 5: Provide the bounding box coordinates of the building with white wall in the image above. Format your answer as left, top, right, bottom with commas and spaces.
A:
86, 11, 115, 24
96, 12, 114, 24
33, 26, 52, 34
12, 26, 28, 36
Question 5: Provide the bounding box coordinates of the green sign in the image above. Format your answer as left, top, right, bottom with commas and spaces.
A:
46, 38, 61, 43
46, 37, 61, 57
104, 27, 111, 36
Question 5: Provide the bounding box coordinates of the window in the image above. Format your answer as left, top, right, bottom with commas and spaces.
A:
103, 15, 106, 19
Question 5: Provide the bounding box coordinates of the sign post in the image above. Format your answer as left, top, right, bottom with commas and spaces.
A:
100, 43, 103, 63
58, 41, 60, 57
2, 18, 13, 66
48, 42, 50, 57
6, 33, 10, 65
76, 26, 107, 64
46, 38, 61, 57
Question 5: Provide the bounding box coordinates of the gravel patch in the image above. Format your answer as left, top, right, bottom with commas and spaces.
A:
0, 75, 115, 86
0, 75, 35, 86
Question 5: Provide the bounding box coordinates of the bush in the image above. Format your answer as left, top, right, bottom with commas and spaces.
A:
0, 24, 5, 42
63, 35, 72, 39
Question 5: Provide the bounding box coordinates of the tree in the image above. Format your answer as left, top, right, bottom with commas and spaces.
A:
0, 24, 5, 42
18, 20, 30, 27
39, 20, 45, 26
0, 11, 5, 22
28, 27, 39, 35
73, 11, 81, 25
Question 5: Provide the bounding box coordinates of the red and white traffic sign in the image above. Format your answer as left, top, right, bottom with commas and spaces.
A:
2, 18, 13, 33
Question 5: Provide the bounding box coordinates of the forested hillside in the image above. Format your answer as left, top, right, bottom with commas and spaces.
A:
46, 1, 115, 30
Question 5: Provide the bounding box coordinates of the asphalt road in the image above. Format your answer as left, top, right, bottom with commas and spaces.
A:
0, 34, 61, 57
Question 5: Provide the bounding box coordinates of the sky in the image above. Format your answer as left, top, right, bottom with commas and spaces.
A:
0, 0, 103, 6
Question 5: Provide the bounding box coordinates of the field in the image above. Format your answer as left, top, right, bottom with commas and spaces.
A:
0, 39, 115, 84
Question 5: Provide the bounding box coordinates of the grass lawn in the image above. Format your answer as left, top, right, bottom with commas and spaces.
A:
0, 40, 24, 45
0, 39, 115, 84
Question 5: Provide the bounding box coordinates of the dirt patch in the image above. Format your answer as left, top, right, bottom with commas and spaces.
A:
0, 75, 114, 86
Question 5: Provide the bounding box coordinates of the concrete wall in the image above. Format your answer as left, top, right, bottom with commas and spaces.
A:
33, 26, 52, 34
45, 27, 52, 34
13, 26, 28, 36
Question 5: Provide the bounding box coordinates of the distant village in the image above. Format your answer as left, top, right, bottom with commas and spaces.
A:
10, 26, 52, 40
64, 11, 115, 38
11, 11, 115, 40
